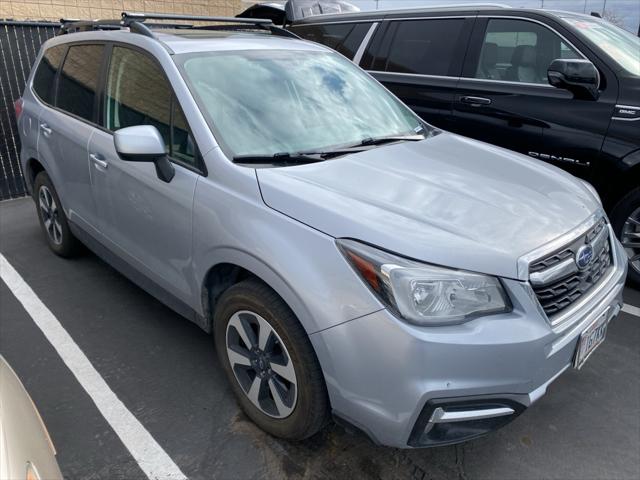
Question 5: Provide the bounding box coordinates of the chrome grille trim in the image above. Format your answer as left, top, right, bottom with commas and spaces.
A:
517, 210, 605, 281
526, 216, 614, 326
529, 257, 577, 286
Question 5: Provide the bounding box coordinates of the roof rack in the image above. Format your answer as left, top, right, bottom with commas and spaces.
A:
59, 12, 298, 39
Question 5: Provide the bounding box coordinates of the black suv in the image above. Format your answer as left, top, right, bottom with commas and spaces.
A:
242, 2, 640, 282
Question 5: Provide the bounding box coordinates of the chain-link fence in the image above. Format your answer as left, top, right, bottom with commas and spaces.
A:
0, 20, 58, 200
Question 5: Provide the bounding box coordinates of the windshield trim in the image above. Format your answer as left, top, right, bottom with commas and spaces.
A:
174, 48, 433, 165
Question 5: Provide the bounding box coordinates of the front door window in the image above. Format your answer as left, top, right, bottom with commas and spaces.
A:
474, 19, 581, 84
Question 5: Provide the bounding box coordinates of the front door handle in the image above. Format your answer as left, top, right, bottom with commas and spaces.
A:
460, 96, 492, 107
39, 123, 52, 136
89, 153, 108, 170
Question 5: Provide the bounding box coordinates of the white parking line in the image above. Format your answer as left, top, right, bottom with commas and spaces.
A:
0, 253, 188, 480
623, 304, 640, 317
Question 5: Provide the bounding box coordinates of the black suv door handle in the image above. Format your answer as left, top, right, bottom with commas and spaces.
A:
460, 96, 492, 107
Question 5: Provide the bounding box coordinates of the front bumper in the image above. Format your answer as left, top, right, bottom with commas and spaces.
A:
310, 237, 627, 448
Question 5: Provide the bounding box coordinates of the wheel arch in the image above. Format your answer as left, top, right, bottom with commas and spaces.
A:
199, 248, 317, 335
24, 157, 46, 195
604, 151, 640, 212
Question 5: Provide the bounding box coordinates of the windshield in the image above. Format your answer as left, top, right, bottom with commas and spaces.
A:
562, 16, 640, 76
178, 50, 428, 157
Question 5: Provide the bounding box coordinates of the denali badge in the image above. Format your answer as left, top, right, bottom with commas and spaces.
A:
528, 151, 589, 166
576, 244, 594, 270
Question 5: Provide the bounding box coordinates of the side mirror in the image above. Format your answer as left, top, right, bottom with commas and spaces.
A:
114, 125, 175, 183
547, 59, 600, 100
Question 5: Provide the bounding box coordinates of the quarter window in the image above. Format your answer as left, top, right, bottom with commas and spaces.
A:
375, 19, 465, 76
171, 102, 196, 166
105, 47, 197, 167
57, 45, 104, 122
32, 45, 66, 104
474, 19, 581, 84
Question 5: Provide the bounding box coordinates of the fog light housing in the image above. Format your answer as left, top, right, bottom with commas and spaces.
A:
409, 398, 526, 447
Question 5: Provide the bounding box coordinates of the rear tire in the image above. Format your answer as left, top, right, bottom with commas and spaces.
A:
611, 187, 640, 285
33, 171, 80, 257
214, 279, 329, 440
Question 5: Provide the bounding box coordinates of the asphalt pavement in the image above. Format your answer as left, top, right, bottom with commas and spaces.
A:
1, 196, 639, 480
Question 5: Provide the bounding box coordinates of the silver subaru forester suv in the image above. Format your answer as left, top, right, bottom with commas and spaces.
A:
16, 12, 627, 448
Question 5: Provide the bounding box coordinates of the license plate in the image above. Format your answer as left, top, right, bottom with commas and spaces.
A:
574, 309, 609, 369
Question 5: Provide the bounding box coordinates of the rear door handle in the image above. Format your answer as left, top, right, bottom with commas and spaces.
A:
460, 96, 492, 106
39, 123, 52, 136
89, 153, 108, 169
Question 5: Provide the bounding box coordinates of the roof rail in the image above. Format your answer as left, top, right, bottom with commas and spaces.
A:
121, 11, 298, 38
59, 18, 122, 34
59, 12, 298, 39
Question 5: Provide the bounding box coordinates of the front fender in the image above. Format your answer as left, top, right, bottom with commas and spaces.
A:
193, 182, 383, 335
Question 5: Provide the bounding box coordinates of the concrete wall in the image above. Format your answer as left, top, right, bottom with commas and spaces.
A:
0, 1, 245, 22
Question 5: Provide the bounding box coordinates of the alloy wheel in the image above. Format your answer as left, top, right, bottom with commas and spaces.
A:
38, 185, 63, 245
622, 206, 640, 276
226, 310, 298, 418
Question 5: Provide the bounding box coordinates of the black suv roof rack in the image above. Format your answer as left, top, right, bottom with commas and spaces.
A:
59, 11, 298, 39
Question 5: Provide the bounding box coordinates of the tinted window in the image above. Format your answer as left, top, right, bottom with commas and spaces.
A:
474, 19, 581, 84
291, 22, 372, 59
171, 102, 196, 166
57, 45, 104, 121
379, 19, 464, 75
32, 45, 66, 104
105, 47, 171, 151
106, 47, 197, 167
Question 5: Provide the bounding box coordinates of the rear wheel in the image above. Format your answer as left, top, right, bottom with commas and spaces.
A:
33, 171, 80, 257
611, 187, 640, 285
214, 279, 329, 440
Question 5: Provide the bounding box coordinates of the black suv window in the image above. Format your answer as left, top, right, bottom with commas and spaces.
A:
105, 46, 197, 167
473, 19, 581, 84
291, 22, 372, 59
57, 45, 104, 122
375, 19, 465, 76
32, 45, 66, 104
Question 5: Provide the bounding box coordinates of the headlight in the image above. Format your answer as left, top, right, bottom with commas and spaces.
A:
337, 239, 510, 326
580, 180, 602, 205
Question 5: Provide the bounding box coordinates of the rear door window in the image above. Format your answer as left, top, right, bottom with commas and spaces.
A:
32, 45, 66, 105
374, 19, 465, 76
291, 22, 372, 59
56, 44, 104, 122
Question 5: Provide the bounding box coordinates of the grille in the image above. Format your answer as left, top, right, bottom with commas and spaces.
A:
530, 218, 612, 318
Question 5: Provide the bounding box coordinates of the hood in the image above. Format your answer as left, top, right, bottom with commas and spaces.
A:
256, 133, 600, 280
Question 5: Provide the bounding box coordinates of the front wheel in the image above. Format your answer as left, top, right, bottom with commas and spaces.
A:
214, 279, 329, 440
611, 187, 640, 285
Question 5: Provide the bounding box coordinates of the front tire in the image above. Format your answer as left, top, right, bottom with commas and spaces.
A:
611, 187, 640, 285
214, 279, 329, 440
33, 171, 80, 257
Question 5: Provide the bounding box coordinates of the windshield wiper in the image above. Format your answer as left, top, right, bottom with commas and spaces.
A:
233, 152, 325, 165
233, 133, 427, 165
358, 133, 426, 147
299, 133, 427, 159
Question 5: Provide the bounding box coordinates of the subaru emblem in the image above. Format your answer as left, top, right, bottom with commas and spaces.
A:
576, 244, 594, 270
